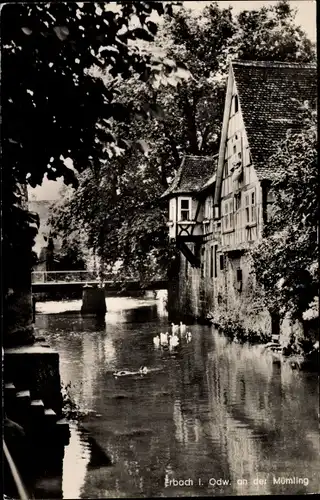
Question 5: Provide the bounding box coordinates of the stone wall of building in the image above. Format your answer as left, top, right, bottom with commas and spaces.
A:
168, 248, 215, 323
168, 245, 316, 347
213, 251, 271, 336
168, 243, 272, 334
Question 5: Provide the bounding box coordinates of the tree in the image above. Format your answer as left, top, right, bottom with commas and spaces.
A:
50, 0, 316, 283
250, 105, 318, 347
2, 1, 183, 345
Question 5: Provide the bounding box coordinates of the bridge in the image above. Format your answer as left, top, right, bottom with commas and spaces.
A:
31, 271, 168, 295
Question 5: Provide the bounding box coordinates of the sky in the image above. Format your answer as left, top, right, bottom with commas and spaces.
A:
191, 1, 316, 42
29, 0, 316, 201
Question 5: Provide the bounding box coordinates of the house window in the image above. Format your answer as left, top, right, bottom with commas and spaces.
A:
179, 198, 191, 221
235, 192, 241, 211
214, 245, 218, 278
169, 199, 176, 222
234, 95, 239, 113
220, 254, 224, 271
201, 247, 205, 278
236, 268, 243, 291
210, 246, 214, 278
245, 189, 256, 224
244, 148, 250, 167
224, 161, 228, 178
223, 199, 234, 232
214, 205, 220, 220
205, 196, 213, 220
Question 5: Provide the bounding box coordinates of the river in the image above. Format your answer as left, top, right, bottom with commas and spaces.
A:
32, 295, 319, 498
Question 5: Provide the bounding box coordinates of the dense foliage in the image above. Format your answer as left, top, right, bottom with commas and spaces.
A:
2, 1, 183, 297
250, 106, 318, 322
50, 0, 316, 282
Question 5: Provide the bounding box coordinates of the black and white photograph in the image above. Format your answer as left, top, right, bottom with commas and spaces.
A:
2, 0, 318, 498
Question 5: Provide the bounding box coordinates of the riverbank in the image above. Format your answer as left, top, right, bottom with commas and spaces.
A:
209, 313, 319, 372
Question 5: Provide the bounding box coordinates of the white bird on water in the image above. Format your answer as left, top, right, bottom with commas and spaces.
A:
186, 331, 192, 342
160, 332, 169, 345
171, 323, 179, 334
153, 335, 160, 348
169, 333, 179, 348
179, 322, 187, 334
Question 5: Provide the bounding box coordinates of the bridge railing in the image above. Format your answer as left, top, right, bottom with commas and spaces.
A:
31, 270, 101, 284
31, 270, 167, 285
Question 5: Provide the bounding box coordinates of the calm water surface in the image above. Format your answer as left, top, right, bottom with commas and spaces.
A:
34, 296, 319, 498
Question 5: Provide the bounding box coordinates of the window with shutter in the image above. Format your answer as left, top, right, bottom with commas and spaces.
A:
222, 199, 234, 232
245, 189, 256, 224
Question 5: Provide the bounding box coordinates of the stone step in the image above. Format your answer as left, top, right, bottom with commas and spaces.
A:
4, 382, 16, 401
3, 383, 17, 419
30, 399, 45, 418
55, 418, 70, 445
44, 408, 57, 425
16, 389, 31, 400
12, 390, 31, 425
4, 345, 63, 416
4, 382, 16, 391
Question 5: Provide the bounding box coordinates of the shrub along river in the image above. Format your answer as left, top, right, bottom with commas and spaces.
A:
32, 294, 319, 498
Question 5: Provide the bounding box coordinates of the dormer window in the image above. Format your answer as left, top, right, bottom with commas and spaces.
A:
179, 198, 191, 221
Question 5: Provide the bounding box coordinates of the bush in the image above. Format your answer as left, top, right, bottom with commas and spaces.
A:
208, 311, 271, 345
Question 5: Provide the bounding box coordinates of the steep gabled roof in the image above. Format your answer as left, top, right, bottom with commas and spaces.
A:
161, 155, 217, 198
232, 60, 317, 179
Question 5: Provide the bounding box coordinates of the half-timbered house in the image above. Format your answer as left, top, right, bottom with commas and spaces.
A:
163, 60, 316, 332
161, 155, 218, 320
213, 60, 316, 333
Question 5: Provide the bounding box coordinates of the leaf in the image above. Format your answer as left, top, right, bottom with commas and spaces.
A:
119, 138, 132, 149
21, 27, 32, 35
53, 26, 70, 41
147, 21, 158, 36
96, 129, 116, 143
136, 139, 149, 154
131, 27, 154, 42
149, 103, 165, 119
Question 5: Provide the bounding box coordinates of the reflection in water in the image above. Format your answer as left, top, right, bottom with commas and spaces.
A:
63, 425, 91, 499
62, 424, 113, 499
33, 296, 319, 498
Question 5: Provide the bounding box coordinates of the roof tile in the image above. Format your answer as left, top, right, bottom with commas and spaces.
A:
232, 60, 317, 179
161, 155, 217, 197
